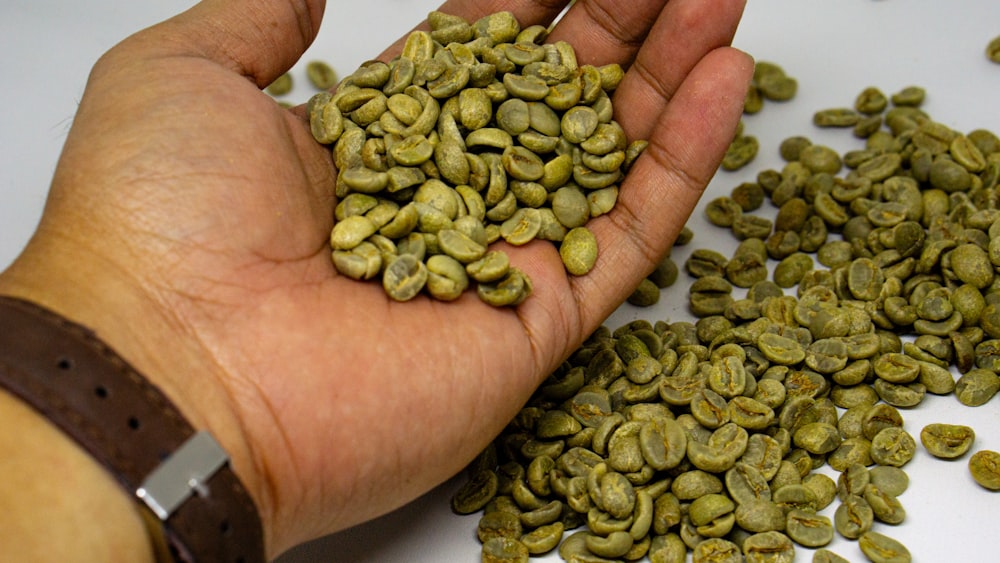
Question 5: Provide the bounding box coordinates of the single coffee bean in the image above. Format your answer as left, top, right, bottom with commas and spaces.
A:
969, 450, 1000, 490
920, 423, 976, 459
989, 34, 1000, 64
858, 531, 911, 563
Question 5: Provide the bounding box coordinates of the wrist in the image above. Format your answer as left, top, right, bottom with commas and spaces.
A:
0, 239, 273, 558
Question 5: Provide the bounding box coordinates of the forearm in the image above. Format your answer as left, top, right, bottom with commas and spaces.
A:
0, 389, 155, 562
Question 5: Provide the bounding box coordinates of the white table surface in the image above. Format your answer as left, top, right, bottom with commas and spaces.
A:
3, 2, 999, 561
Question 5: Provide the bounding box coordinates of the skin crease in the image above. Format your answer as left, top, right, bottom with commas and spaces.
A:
0, 0, 752, 558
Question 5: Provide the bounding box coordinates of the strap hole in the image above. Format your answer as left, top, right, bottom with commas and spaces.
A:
219, 519, 232, 535
94, 385, 108, 399
56, 357, 73, 370
127, 416, 141, 430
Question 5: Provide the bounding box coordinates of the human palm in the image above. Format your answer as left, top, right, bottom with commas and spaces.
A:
0, 0, 751, 557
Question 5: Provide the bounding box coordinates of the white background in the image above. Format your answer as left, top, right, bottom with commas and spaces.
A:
3, 1, 999, 561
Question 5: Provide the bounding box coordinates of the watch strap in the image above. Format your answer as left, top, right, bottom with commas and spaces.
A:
0, 296, 264, 562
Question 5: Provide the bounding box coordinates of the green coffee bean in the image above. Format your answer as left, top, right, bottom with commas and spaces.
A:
834, 494, 874, 540
560, 227, 598, 276
988, 35, 1000, 63
521, 500, 563, 529
802, 473, 837, 511
671, 470, 723, 501
581, 530, 631, 559
741, 531, 794, 563
691, 538, 742, 563
734, 498, 785, 533
688, 494, 735, 529
813, 549, 850, 563
265, 72, 293, 96
724, 463, 770, 503
638, 418, 687, 471
336, 193, 379, 220
772, 484, 818, 515
482, 536, 529, 563
837, 463, 870, 500
920, 423, 976, 459
551, 186, 590, 229
813, 108, 861, 128
872, 353, 920, 383
857, 153, 902, 182
755, 61, 797, 101
558, 531, 607, 563
744, 84, 764, 114
732, 215, 774, 241
464, 251, 509, 283
730, 183, 765, 214
773, 252, 813, 288
969, 449, 1000, 490
688, 388, 732, 430
478, 267, 532, 307
305, 60, 338, 90
799, 144, 843, 174
955, 368, 1000, 406
858, 531, 911, 563
864, 483, 906, 525
587, 507, 633, 537
479, 510, 523, 543
793, 422, 841, 455
870, 427, 916, 467
854, 86, 888, 114
499, 208, 542, 246
453, 469, 500, 514
874, 379, 926, 408
867, 466, 909, 497
722, 135, 760, 171
929, 158, 973, 192
757, 332, 805, 365
785, 509, 834, 548
891, 85, 926, 107
310, 96, 345, 144
519, 521, 563, 555
831, 384, 876, 412
649, 533, 686, 563
606, 422, 645, 474
425, 254, 469, 301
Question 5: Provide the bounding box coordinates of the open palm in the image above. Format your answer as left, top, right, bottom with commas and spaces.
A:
1, 0, 751, 556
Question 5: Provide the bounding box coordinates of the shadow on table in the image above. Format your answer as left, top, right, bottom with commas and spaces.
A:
275, 476, 480, 562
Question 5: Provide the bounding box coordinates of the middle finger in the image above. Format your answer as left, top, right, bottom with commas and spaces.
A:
545, 0, 668, 67
611, 0, 747, 140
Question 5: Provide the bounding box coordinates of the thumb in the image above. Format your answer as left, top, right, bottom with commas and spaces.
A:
146, 0, 327, 88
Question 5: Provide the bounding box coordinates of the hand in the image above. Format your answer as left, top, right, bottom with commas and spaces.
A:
0, 0, 751, 557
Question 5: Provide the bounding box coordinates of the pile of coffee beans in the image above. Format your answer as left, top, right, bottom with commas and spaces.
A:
305, 11, 646, 306
457, 76, 1000, 562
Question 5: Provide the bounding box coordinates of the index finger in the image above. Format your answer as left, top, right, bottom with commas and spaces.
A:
611, 0, 748, 140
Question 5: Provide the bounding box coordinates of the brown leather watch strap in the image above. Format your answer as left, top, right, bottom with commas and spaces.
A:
0, 296, 264, 562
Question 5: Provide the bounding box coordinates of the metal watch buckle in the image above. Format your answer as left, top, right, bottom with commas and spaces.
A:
136, 431, 229, 520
